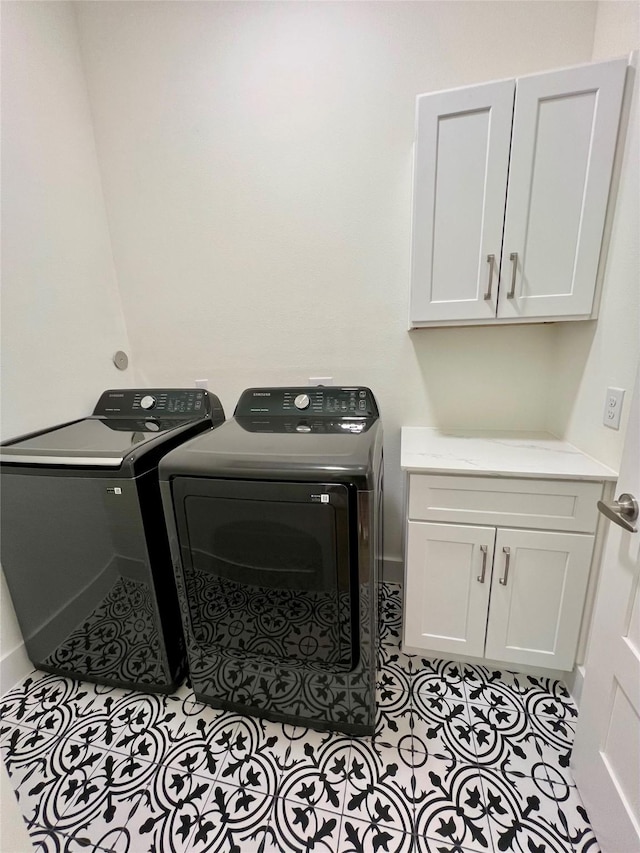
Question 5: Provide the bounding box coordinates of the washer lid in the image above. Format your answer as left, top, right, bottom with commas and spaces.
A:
0, 417, 193, 467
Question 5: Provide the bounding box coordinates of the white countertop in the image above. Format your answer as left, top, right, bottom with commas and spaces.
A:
401, 428, 618, 481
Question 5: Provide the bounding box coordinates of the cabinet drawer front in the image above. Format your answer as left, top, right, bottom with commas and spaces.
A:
408, 475, 602, 532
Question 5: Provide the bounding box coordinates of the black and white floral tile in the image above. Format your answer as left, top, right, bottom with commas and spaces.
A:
0, 583, 599, 853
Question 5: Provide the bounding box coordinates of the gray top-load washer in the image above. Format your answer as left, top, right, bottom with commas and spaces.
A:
0, 388, 225, 692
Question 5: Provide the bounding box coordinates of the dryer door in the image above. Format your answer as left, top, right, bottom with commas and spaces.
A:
172, 478, 355, 669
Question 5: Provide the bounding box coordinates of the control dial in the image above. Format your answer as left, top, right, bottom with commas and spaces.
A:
140, 395, 157, 410
294, 394, 311, 410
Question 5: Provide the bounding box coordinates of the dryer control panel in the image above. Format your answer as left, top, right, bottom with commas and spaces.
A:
236, 387, 379, 418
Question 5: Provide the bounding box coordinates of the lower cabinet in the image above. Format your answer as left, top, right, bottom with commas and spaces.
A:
403, 474, 604, 671
404, 521, 594, 670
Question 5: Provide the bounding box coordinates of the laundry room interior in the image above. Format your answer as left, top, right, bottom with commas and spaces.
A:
1, 1, 639, 852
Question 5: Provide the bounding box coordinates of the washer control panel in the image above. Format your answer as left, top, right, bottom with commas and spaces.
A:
236, 387, 378, 418
93, 389, 213, 418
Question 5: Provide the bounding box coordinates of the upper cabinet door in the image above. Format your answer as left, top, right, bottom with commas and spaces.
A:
497, 58, 627, 320
410, 80, 515, 325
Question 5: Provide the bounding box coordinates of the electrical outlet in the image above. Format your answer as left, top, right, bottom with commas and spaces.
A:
195, 379, 209, 390
309, 376, 333, 386
604, 386, 625, 429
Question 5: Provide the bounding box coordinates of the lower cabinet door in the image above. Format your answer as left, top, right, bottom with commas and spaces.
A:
485, 528, 594, 670
404, 521, 495, 657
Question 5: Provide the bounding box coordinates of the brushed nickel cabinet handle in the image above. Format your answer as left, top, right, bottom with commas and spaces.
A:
507, 252, 518, 299
499, 546, 511, 585
597, 493, 638, 533
477, 545, 488, 583
484, 255, 495, 300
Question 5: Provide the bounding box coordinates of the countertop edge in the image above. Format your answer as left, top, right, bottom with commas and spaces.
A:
399, 428, 619, 481
400, 464, 618, 482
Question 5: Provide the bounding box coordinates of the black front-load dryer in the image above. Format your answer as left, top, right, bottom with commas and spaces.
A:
0, 388, 225, 692
159, 386, 383, 735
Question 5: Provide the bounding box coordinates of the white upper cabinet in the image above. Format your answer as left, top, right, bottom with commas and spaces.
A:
410, 80, 515, 323
410, 58, 628, 327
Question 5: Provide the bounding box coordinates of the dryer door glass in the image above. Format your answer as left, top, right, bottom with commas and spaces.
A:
173, 478, 354, 669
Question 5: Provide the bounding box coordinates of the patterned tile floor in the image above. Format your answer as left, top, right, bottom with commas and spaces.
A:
0, 583, 599, 853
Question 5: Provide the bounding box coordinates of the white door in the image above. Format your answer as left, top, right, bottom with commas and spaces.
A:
498, 58, 627, 320
403, 521, 495, 657
484, 528, 594, 670
410, 80, 514, 325
572, 368, 640, 852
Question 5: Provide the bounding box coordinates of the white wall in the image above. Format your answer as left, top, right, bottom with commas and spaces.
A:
75, 0, 600, 559
0, 1, 132, 693
548, 2, 639, 469
1, 2, 133, 441
2, 0, 634, 600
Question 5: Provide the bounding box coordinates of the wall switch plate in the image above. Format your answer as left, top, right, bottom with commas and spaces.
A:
604, 386, 625, 429
309, 376, 333, 386
195, 379, 208, 389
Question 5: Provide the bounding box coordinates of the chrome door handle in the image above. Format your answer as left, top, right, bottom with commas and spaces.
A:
477, 545, 488, 583
484, 255, 495, 300
507, 253, 518, 298
597, 493, 638, 533
499, 546, 510, 585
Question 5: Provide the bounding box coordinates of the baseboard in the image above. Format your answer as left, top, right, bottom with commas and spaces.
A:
0, 641, 32, 698
564, 664, 586, 709
382, 558, 403, 585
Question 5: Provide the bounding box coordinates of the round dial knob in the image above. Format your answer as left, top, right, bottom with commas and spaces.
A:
294, 394, 310, 410
140, 395, 157, 410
